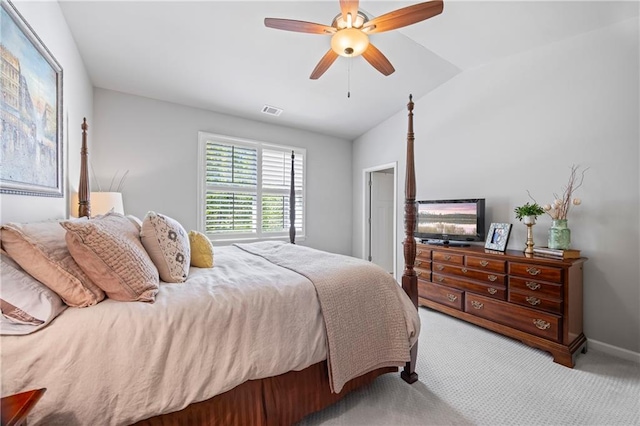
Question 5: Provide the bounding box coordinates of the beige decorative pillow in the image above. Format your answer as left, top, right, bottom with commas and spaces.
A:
141, 212, 190, 283
188, 230, 214, 268
62, 213, 159, 303
0, 220, 105, 307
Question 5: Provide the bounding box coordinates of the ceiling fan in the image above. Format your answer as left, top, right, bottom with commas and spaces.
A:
264, 0, 444, 80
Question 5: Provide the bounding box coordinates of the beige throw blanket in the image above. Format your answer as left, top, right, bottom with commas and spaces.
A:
235, 241, 415, 393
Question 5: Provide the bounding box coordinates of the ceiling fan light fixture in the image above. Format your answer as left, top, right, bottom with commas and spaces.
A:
330, 28, 369, 57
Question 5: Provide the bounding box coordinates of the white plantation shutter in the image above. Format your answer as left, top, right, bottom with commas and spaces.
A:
205, 143, 257, 187
262, 149, 303, 234
204, 192, 257, 234
198, 132, 305, 240
203, 142, 258, 235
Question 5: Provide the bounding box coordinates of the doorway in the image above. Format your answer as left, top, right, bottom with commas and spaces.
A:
363, 163, 397, 277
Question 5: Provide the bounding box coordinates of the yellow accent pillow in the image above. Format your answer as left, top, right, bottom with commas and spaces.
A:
188, 231, 214, 268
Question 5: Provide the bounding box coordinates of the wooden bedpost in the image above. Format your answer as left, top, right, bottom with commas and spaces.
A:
289, 150, 296, 244
401, 95, 419, 384
78, 118, 91, 218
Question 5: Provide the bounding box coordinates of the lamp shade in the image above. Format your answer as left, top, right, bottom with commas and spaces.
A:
90, 192, 124, 216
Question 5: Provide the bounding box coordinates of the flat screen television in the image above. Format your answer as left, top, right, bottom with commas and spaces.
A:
415, 199, 486, 246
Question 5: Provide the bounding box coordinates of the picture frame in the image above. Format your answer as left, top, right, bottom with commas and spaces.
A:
484, 223, 512, 252
1, 0, 64, 197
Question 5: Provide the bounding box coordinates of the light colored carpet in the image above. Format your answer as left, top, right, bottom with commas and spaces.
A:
299, 307, 640, 425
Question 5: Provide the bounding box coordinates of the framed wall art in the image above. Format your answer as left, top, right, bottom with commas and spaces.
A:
484, 222, 512, 252
1, 0, 63, 197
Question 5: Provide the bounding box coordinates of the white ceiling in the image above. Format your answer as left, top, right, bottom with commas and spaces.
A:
59, 1, 639, 140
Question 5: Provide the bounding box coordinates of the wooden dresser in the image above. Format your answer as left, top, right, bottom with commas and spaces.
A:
416, 243, 587, 367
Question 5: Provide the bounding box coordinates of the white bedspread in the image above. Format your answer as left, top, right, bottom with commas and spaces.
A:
0, 244, 419, 425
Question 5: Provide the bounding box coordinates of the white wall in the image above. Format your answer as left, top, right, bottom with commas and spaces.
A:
352, 18, 639, 353
91, 89, 353, 255
0, 1, 93, 224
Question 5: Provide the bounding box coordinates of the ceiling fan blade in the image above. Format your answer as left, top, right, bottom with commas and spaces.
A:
310, 49, 339, 80
363, 0, 443, 34
265, 18, 336, 34
340, 0, 360, 22
362, 43, 395, 76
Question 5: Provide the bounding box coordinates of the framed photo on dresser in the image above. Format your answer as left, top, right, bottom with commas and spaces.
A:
485, 222, 512, 252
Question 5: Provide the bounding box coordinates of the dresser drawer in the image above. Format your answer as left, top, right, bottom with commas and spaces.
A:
416, 246, 431, 262
419, 280, 463, 311
432, 251, 464, 265
414, 259, 430, 269
415, 267, 431, 281
508, 290, 563, 315
465, 294, 561, 342
509, 277, 562, 300
433, 273, 506, 301
434, 263, 506, 286
509, 262, 563, 283
466, 256, 506, 273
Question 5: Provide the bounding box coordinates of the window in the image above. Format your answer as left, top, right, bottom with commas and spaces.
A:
198, 132, 305, 241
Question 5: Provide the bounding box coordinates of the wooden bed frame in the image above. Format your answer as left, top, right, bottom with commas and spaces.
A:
76, 95, 419, 424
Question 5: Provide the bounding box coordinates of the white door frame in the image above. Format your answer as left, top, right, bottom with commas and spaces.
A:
362, 162, 397, 279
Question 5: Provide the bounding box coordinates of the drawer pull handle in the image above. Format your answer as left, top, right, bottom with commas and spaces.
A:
533, 319, 551, 330
416, 261, 422, 266
488, 275, 498, 282
526, 281, 541, 291
436, 265, 444, 271
417, 250, 423, 255
416, 272, 422, 277
526, 296, 541, 306
436, 276, 444, 282
480, 260, 489, 267
461, 267, 468, 273
471, 301, 483, 310
447, 294, 457, 302
444, 255, 451, 261
487, 288, 497, 295
526, 267, 541, 276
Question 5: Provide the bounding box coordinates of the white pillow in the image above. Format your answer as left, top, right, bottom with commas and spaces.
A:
0, 251, 67, 335
141, 212, 190, 283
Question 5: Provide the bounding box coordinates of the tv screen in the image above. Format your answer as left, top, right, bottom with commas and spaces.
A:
415, 199, 485, 246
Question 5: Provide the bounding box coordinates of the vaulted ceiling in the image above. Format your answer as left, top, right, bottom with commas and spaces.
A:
59, 1, 639, 140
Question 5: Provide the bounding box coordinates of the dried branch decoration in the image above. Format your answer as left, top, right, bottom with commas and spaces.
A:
108, 169, 129, 192
89, 163, 129, 193
528, 165, 588, 220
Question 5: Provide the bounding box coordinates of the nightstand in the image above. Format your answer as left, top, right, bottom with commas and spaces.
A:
1, 389, 46, 426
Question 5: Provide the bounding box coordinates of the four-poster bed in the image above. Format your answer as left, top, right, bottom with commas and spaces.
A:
1, 97, 420, 425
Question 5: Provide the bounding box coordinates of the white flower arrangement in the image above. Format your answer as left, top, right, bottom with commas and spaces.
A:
529, 165, 587, 221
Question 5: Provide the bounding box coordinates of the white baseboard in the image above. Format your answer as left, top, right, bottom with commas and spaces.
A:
588, 339, 640, 363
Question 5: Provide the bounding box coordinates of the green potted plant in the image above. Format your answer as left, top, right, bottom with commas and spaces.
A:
514, 202, 545, 225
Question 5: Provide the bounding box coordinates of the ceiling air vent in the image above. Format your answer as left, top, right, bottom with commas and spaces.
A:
261, 105, 283, 117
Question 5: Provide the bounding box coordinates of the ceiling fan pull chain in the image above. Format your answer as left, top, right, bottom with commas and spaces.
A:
347, 56, 352, 98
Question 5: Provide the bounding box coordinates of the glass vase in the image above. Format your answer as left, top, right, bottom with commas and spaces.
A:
548, 219, 571, 250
